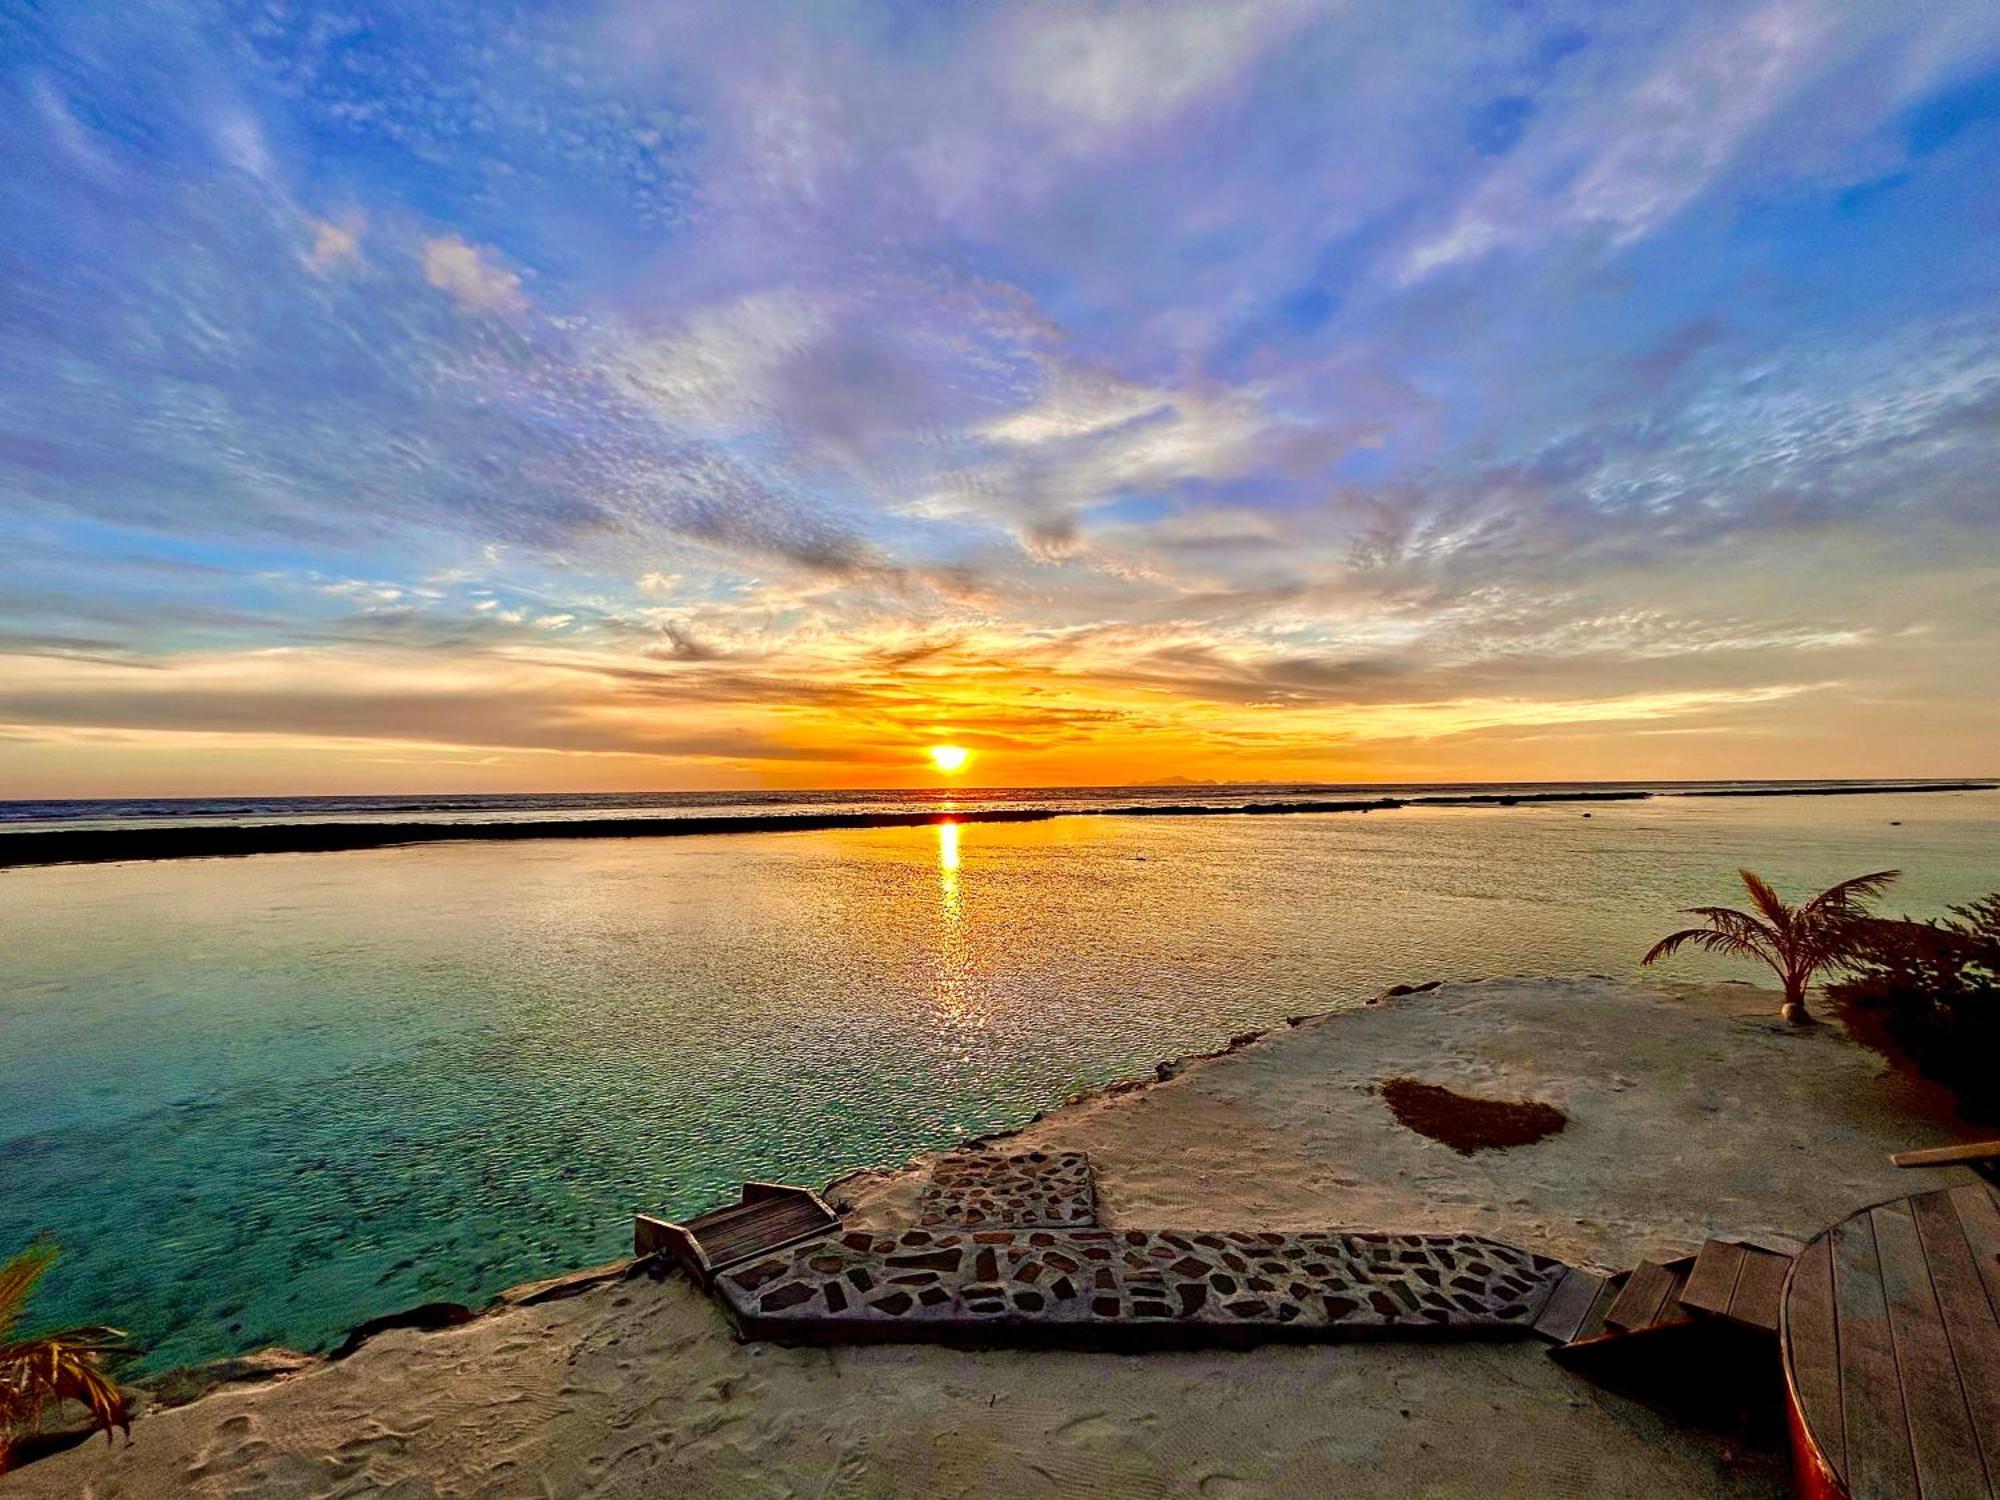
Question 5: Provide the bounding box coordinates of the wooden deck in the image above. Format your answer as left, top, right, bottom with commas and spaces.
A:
635, 1183, 841, 1290
1780, 1181, 2000, 1500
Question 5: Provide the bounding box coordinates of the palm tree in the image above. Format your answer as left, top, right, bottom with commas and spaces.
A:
0, 1242, 131, 1474
1643, 869, 1900, 1024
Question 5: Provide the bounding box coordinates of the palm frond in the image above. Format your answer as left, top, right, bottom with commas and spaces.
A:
0, 1332, 134, 1470
1679, 905, 1770, 931
1675, 907, 1781, 961
0, 1243, 133, 1473
0, 1326, 129, 1359
1801, 869, 1901, 917
0, 1245, 56, 1342
1644, 927, 1768, 966
1737, 869, 1793, 929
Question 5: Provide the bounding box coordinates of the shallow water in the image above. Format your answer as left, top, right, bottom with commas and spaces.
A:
2, 790, 1994, 1370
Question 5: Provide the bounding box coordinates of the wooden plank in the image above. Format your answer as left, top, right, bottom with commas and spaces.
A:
1914, 1188, 2000, 1492
1872, 1202, 1988, 1500
1893, 1142, 2000, 1170
1831, 1212, 1920, 1500
1729, 1248, 1794, 1334
1682, 1240, 1748, 1318
1648, 1263, 1695, 1329
697, 1200, 831, 1265
683, 1200, 766, 1235
1534, 1267, 1609, 1344
1572, 1272, 1625, 1344
1605, 1260, 1676, 1332
1949, 1184, 2000, 1314
688, 1195, 827, 1238
1786, 1237, 1845, 1483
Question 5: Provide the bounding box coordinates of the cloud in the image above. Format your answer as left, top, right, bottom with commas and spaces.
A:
304, 218, 362, 273
647, 622, 724, 661
999, 0, 1311, 151
612, 291, 828, 433
980, 369, 1172, 447
1563, 4, 1829, 242
4, 0, 1998, 790
923, 361, 1340, 554
213, 111, 277, 182
422, 236, 528, 316
1403, 2, 1833, 279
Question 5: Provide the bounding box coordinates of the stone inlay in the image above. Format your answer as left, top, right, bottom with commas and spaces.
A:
716, 1226, 1565, 1344
919, 1150, 1098, 1228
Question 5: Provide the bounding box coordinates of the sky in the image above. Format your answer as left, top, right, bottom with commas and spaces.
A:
3, 0, 1998, 796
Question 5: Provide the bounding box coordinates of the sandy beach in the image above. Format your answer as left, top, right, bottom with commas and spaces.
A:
14, 974, 1979, 1499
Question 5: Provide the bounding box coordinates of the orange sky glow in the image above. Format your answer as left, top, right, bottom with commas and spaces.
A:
5, 1, 1998, 798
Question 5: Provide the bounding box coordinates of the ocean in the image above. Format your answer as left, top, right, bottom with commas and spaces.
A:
1, 782, 1994, 1372
0, 777, 1983, 832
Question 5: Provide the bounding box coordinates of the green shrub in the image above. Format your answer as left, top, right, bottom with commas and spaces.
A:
1833, 894, 2000, 1122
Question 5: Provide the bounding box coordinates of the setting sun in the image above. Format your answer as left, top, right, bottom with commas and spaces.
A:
927, 744, 971, 774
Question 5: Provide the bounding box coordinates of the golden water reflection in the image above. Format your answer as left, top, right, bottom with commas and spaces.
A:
933, 819, 977, 1030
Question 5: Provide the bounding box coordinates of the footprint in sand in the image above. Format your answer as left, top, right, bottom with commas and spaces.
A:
184, 1435, 271, 1479
1198, 1475, 1257, 1497
1054, 1413, 1125, 1445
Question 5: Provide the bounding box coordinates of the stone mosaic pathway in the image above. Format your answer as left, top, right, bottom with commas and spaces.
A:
673, 1149, 1569, 1349
717, 1223, 1566, 1346
919, 1149, 1097, 1227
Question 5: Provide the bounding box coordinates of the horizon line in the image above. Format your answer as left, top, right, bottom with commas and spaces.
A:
3, 773, 1998, 807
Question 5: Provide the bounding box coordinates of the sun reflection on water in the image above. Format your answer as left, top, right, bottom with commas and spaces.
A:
933, 819, 977, 1032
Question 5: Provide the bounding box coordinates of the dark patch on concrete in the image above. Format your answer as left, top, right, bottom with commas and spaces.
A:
1380, 1077, 1567, 1155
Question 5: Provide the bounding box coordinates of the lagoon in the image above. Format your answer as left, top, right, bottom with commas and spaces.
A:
2, 788, 1993, 1371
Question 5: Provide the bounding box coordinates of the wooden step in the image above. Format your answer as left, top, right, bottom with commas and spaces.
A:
1532, 1266, 1611, 1344
1570, 1270, 1627, 1345
1723, 1245, 1790, 1332
1677, 1238, 1793, 1333
635, 1182, 841, 1289
1679, 1239, 1746, 1316
1603, 1257, 1694, 1333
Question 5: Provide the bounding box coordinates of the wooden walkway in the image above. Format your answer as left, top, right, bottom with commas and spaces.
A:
1781, 1181, 2000, 1500
636, 1183, 840, 1290
1534, 1237, 1793, 1353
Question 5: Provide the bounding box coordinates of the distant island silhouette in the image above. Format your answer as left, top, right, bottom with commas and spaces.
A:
1, 781, 1989, 870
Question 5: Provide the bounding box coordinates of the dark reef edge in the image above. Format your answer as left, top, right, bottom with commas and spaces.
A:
1, 781, 1991, 870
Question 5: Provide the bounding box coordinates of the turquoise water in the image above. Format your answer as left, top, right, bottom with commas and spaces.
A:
2, 791, 1994, 1371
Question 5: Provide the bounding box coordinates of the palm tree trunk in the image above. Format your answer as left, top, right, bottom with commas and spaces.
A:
1781, 972, 1810, 1025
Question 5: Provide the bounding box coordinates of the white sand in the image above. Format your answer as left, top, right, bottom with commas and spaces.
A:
18, 976, 1979, 1499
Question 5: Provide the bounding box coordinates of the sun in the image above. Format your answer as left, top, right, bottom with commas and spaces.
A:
927, 744, 971, 774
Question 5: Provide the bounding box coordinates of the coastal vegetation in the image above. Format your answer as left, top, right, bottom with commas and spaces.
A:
1833, 893, 2000, 1122
1642, 869, 1899, 1024
0, 1243, 131, 1474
